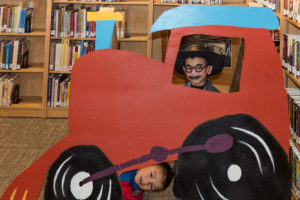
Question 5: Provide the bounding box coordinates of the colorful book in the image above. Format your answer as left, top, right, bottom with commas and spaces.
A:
4, 42, 11, 70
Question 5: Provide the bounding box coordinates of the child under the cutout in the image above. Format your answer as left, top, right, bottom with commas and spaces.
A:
119, 162, 174, 200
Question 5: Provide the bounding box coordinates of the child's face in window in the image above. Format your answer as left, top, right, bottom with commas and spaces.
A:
135, 165, 166, 192
183, 57, 213, 87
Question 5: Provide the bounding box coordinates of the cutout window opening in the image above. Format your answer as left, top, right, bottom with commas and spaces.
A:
172, 34, 245, 93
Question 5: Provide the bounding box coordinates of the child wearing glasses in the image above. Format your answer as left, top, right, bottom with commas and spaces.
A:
119, 162, 174, 200
174, 43, 224, 92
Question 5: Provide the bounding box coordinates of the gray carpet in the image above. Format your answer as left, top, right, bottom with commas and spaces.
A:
0, 117, 176, 199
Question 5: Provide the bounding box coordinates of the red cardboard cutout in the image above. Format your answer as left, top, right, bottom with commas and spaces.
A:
1, 25, 289, 199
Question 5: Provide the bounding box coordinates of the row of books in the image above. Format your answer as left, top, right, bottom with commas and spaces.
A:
57, 0, 221, 2
0, 73, 20, 107
154, 0, 222, 4
58, 0, 125, 2
51, 5, 127, 39
254, 0, 279, 11
47, 74, 71, 108
0, 2, 33, 33
0, 39, 29, 70
283, 0, 299, 21
289, 140, 300, 198
283, 0, 300, 22
51, 6, 92, 38
282, 34, 300, 76
49, 40, 95, 71
286, 88, 300, 144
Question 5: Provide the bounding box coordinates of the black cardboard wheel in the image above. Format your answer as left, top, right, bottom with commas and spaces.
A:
175, 114, 291, 200
45, 145, 122, 200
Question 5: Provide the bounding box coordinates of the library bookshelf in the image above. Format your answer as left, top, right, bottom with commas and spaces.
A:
278, 0, 300, 198
0, 0, 250, 118
290, 136, 300, 200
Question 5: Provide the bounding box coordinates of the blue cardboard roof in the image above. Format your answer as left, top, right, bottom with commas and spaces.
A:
150, 5, 279, 33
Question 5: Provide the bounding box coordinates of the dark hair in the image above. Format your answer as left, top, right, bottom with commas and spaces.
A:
157, 162, 174, 191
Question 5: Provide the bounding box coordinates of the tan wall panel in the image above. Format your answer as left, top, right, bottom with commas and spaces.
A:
114, 5, 149, 34
28, 37, 45, 64
120, 42, 147, 57
19, 73, 43, 96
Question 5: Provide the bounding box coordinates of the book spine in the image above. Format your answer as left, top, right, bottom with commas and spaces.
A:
15, 6, 20, 32
72, 46, 75, 69
60, 81, 64, 107
64, 11, 68, 37
60, 8, 64, 37
67, 79, 70, 107
69, 45, 72, 70
298, 40, 300, 77
0, 80, 3, 107
70, 11, 74, 37
83, 9, 86, 38
54, 10, 58, 37
50, 10, 55, 36
4, 43, 11, 70
19, 9, 25, 33
55, 43, 61, 71
0, 7, 4, 32
74, 12, 77, 38
0, 41, 4, 69
47, 76, 52, 107
77, 9, 80, 38
67, 11, 71, 37
3, 7, 8, 33
25, 8, 33, 33
9, 41, 13, 69
12, 40, 19, 70
17, 41, 22, 70
64, 40, 69, 71
63, 79, 68, 107
54, 76, 59, 107
7, 8, 12, 33
11, 7, 15, 33
49, 43, 54, 70
2, 77, 8, 106
51, 75, 56, 107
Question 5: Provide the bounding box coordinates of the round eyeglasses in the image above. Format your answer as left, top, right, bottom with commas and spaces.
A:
184, 64, 208, 73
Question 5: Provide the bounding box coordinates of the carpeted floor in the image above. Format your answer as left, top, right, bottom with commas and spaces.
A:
0, 117, 176, 199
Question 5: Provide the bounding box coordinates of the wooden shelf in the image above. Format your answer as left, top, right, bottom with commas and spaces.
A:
118, 34, 148, 41
49, 70, 72, 74
53, 0, 149, 5
154, 2, 247, 6
0, 30, 46, 37
284, 16, 300, 29
0, 64, 44, 73
46, 107, 69, 118
284, 69, 300, 88
0, 96, 42, 117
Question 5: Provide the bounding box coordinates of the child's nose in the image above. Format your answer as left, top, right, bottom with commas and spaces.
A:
143, 176, 150, 184
191, 68, 198, 75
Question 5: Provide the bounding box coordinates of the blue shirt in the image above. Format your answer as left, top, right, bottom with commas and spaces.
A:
119, 170, 139, 191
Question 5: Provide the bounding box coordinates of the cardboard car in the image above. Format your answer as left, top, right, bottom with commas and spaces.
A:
1, 5, 291, 200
